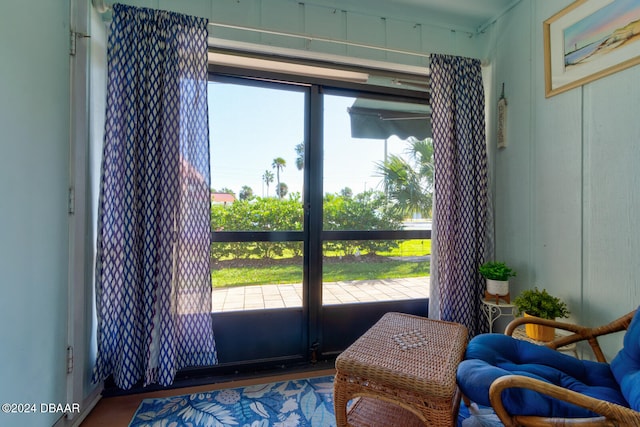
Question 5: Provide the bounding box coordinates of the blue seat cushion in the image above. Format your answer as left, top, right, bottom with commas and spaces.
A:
457, 333, 628, 418
611, 308, 640, 411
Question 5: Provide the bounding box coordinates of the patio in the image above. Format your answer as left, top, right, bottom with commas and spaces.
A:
212, 276, 430, 312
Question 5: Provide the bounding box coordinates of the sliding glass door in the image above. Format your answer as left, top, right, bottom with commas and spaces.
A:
206, 68, 431, 367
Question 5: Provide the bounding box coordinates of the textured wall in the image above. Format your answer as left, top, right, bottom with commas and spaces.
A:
489, 0, 640, 358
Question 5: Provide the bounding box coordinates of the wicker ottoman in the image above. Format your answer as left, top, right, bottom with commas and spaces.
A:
334, 312, 468, 426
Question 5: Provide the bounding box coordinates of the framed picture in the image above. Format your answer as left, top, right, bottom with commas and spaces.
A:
544, 0, 640, 97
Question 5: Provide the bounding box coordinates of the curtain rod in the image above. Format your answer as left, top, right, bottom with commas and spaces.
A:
209, 23, 430, 59
91, 0, 430, 60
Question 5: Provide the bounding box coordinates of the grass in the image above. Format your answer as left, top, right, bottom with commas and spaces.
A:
211, 239, 431, 288
213, 239, 431, 261
211, 257, 430, 288
377, 239, 431, 257
212, 264, 301, 287
323, 259, 429, 282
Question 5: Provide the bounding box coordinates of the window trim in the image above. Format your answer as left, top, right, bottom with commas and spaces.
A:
208, 53, 430, 105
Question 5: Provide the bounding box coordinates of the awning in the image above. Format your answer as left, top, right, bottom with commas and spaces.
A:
348, 98, 432, 140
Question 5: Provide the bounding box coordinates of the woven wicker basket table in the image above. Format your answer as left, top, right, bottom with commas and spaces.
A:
334, 312, 468, 426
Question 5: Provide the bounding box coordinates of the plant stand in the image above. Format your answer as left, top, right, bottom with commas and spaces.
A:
485, 289, 510, 304
480, 298, 516, 333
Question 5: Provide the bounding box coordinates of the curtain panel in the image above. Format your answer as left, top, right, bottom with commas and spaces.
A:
93, 4, 217, 389
429, 54, 489, 337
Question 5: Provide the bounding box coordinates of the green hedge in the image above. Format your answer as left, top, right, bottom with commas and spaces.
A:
211, 190, 404, 260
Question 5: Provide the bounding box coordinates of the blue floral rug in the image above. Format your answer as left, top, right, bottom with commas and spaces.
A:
129, 375, 336, 427
129, 374, 488, 426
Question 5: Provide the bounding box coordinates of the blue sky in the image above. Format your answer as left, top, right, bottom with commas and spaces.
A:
208, 82, 408, 197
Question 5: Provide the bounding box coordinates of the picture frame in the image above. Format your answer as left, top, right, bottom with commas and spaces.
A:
543, 0, 640, 97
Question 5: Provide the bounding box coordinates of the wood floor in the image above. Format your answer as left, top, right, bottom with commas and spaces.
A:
80, 368, 336, 426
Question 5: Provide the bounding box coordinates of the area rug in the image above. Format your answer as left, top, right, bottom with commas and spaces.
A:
129, 375, 336, 427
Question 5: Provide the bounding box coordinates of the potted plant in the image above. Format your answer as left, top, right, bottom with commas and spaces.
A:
513, 287, 570, 341
479, 261, 516, 299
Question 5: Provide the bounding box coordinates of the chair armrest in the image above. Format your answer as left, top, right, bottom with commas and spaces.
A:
504, 313, 634, 363
504, 316, 587, 337
489, 375, 640, 427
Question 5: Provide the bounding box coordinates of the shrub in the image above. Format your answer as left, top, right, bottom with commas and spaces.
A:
211, 191, 404, 261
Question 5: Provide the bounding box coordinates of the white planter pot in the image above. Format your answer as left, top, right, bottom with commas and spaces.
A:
486, 279, 509, 296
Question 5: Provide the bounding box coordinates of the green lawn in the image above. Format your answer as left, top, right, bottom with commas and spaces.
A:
377, 239, 431, 257
211, 239, 431, 288
211, 257, 430, 288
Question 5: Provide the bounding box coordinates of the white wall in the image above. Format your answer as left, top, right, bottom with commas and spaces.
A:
489, 0, 640, 358
0, 1, 70, 426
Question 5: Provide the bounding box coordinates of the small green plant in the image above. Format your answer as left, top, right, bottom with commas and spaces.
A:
513, 287, 570, 319
478, 261, 516, 281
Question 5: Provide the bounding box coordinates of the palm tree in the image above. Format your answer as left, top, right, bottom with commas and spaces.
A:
340, 187, 353, 198
294, 142, 304, 171
262, 170, 274, 197
272, 157, 286, 199
276, 182, 288, 199
408, 138, 434, 185
375, 138, 434, 218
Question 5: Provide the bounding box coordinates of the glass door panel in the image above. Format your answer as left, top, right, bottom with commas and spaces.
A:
208, 79, 307, 364
322, 94, 432, 294
320, 93, 431, 354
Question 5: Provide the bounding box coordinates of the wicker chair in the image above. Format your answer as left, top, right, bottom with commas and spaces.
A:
457, 308, 640, 427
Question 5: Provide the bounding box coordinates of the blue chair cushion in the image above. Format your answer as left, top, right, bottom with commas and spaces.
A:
457, 333, 628, 418
610, 308, 640, 411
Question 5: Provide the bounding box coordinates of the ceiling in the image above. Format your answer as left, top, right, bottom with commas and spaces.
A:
304, 0, 521, 33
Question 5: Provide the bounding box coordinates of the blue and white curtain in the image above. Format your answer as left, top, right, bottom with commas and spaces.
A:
429, 54, 489, 337
93, 4, 217, 389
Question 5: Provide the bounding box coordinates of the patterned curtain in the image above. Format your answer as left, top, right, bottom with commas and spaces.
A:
93, 4, 217, 389
429, 54, 488, 337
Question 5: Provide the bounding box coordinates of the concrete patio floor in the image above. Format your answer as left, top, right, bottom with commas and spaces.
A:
212, 276, 429, 312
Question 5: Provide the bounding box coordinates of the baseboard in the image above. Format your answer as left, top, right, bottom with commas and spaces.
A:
53, 384, 103, 427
